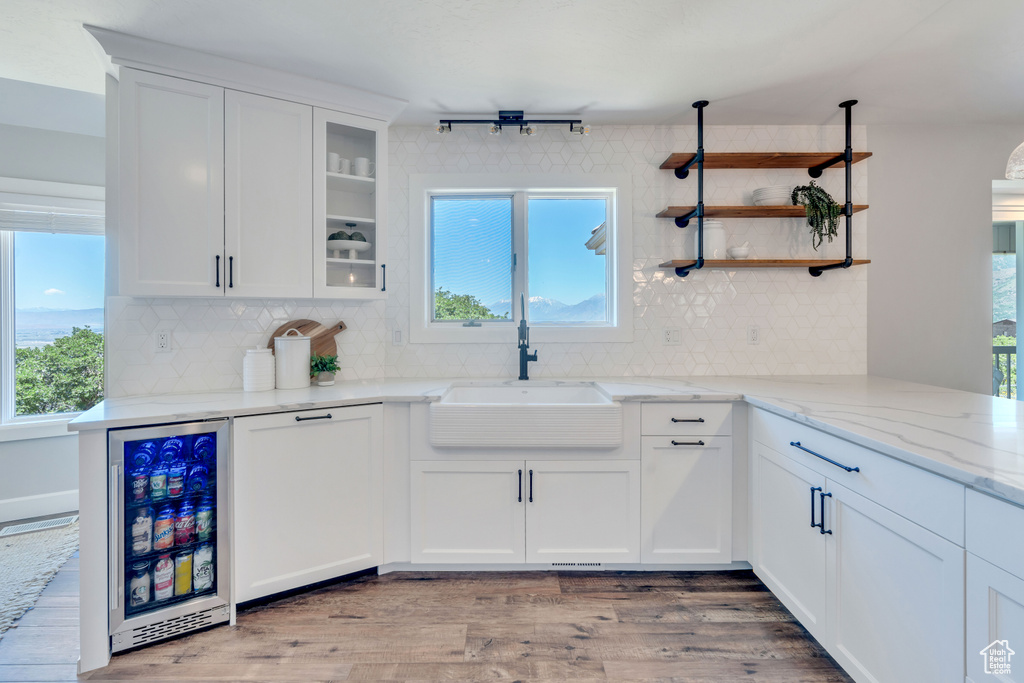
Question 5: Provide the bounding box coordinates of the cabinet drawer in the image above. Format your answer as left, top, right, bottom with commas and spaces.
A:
752, 408, 964, 544
967, 489, 1024, 579
641, 403, 732, 436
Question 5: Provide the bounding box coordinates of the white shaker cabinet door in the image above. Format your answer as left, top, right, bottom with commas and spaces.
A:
118, 68, 225, 297
751, 441, 830, 644
640, 436, 732, 564
827, 482, 965, 683
525, 460, 640, 564
967, 553, 1024, 683
410, 461, 526, 564
233, 405, 383, 603
224, 90, 313, 298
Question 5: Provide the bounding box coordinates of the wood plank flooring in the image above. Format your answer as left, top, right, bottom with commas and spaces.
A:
0, 563, 853, 682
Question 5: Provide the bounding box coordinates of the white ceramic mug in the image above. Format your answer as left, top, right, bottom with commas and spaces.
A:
338, 157, 351, 175
327, 152, 341, 173
353, 157, 375, 177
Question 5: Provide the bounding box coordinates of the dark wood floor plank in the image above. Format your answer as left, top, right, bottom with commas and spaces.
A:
603, 658, 854, 682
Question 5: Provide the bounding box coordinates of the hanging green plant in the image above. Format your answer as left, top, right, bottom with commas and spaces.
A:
791, 182, 842, 250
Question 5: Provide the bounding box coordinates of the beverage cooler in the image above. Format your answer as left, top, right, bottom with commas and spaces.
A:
108, 420, 230, 652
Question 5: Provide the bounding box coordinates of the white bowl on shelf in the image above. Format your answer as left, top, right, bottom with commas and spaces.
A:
328, 239, 372, 260
727, 246, 751, 259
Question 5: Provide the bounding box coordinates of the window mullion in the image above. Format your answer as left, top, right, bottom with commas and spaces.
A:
512, 191, 528, 322
0, 231, 14, 423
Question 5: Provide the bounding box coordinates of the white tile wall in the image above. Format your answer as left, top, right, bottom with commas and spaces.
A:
106, 123, 867, 397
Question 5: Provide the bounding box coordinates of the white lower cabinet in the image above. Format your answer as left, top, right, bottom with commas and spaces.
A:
641, 436, 732, 564
967, 553, 1024, 683
752, 441, 830, 642
410, 461, 526, 564
827, 482, 964, 683
752, 439, 965, 683
410, 459, 639, 565
233, 405, 383, 602
526, 460, 640, 564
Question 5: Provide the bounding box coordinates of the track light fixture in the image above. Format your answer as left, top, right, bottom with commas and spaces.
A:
437, 110, 585, 136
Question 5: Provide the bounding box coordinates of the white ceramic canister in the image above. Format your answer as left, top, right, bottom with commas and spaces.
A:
694, 219, 727, 259
243, 347, 275, 392
273, 329, 311, 390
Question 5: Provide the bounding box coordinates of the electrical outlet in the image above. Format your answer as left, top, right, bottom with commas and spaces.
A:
392, 329, 404, 346
747, 325, 760, 345
662, 327, 682, 346
155, 330, 171, 352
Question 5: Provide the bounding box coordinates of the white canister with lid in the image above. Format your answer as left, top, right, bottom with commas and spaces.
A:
695, 219, 727, 260
243, 347, 275, 392
274, 329, 311, 389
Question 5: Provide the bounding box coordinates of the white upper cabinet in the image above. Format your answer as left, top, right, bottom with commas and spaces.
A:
118, 69, 225, 297
224, 91, 313, 299
313, 108, 388, 299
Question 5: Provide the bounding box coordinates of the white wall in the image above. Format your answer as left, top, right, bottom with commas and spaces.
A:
0, 122, 104, 187
867, 124, 1024, 394
0, 434, 79, 523
105, 123, 870, 395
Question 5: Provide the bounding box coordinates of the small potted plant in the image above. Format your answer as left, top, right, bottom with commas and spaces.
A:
791, 181, 842, 250
310, 354, 340, 386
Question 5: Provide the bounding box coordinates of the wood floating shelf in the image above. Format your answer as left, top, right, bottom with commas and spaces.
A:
659, 152, 872, 171
659, 259, 870, 270
657, 205, 869, 219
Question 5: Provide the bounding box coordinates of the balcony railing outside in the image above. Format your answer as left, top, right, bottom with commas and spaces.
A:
993, 345, 1016, 399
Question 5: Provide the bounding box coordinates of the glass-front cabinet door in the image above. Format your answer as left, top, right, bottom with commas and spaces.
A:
313, 108, 388, 299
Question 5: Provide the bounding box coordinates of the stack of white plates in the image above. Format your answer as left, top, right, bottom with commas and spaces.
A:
243, 347, 275, 392
752, 185, 793, 206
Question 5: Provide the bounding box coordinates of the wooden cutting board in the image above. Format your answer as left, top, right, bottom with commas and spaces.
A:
267, 319, 347, 357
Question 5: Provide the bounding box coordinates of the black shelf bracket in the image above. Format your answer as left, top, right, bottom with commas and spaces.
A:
808, 100, 857, 277
676, 100, 708, 277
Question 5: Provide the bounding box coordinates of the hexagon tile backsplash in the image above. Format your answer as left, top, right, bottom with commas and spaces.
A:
105, 123, 867, 398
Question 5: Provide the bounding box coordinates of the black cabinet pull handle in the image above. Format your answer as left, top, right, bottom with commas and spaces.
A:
381, 264, 386, 292
790, 441, 860, 473
215, 255, 221, 288
671, 440, 705, 446
671, 417, 705, 423
810, 486, 822, 529
819, 491, 833, 535
528, 469, 533, 503
517, 469, 522, 503
295, 413, 332, 422
228, 256, 234, 288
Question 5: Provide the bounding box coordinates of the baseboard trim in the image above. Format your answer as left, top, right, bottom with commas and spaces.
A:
378, 560, 753, 574
0, 489, 79, 524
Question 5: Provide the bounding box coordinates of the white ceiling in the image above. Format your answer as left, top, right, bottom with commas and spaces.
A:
1, 0, 1023, 126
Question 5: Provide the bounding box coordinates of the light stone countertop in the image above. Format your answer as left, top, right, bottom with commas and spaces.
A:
69, 375, 1024, 506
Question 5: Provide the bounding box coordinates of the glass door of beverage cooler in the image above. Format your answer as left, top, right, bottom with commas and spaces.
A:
108, 420, 230, 652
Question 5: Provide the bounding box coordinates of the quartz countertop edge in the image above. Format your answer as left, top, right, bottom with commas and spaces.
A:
69, 375, 1024, 507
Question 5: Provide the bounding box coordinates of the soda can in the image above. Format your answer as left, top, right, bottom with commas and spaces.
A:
149, 463, 168, 501
174, 501, 195, 546
167, 461, 187, 499
174, 551, 193, 596
192, 543, 214, 592
130, 467, 149, 503
153, 554, 174, 600
195, 499, 214, 542
153, 506, 176, 550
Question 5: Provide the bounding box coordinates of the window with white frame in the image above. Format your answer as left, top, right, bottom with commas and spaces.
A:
0, 179, 105, 425
410, 174, 632, 344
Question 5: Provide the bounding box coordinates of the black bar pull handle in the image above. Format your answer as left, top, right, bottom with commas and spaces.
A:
810, 486, 822, 529
528, 469, 533, 503
517, 469, 522, 503
295, 413, 332, 422
790, 442, 860, 473
819, 491, 833, 535
215, 255, 221, 288
671, 440, 705, 446
671, 417, 705, 423
228, 256, 234, 288
381, 264, 386, 292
